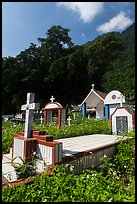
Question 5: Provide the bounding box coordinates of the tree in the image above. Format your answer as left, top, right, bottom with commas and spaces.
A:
38, 25, 74, 61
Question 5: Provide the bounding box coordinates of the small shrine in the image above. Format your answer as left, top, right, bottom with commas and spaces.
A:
42, 96, 65, 128
110, 107, 134, 135
80, 84, 107, 119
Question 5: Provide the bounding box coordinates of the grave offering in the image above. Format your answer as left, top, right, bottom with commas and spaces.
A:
111, 107, 134, 135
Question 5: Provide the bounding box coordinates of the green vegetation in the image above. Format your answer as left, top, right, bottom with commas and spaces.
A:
2, 117, 111, 154
2, 137, 135, 202
2, 23, 135, 114
2, 116, 135, 202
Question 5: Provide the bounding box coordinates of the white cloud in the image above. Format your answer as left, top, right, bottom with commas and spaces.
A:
57, 2, 104, 23
81, 33, 86, 38
97, 11, 133, 33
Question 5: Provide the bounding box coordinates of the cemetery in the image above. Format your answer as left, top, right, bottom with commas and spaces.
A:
2, 92, 135, 202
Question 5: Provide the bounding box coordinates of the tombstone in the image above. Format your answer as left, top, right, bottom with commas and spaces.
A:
11, 93, 63, 170
61, 108, 66, 127
111, 107, 134, 135
73, 113, 76, 120
40, 116, 43, 124
21, 93, 40, 138
67, 116, 71, 126
12, 93, 40, 164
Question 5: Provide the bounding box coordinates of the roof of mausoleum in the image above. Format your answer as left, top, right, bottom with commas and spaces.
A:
80, 88, 107, 107
43, 102, 63, 110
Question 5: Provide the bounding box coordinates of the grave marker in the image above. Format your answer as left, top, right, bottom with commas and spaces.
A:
21, 93, 40, 138
67, 116, 71, 126
111, 107, 134, 135
73, 113, 76, 120
50, 95, 55, 102
40, 116, 43, 124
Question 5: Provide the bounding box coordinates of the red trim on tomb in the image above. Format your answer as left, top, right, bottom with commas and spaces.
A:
42, 101, 63, 128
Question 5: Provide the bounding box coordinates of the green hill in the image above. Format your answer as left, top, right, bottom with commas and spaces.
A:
2, 23, 135, 114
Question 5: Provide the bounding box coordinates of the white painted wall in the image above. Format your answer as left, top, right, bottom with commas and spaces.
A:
104, 90, 125, 105
13, 138, 24, 165
37, 144, 52, 165
36, 143, 62, 172
109, 104, 120, 117
96, 101, 104, 119
111, 108, 133, 134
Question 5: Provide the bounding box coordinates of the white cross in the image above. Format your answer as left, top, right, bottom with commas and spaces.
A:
91, 83, 95, 90
50, 95, 55, 102
67, 116, 71, 127
120, 93, 124, 107
21, 93, 40, 138
40, 116, 43, 124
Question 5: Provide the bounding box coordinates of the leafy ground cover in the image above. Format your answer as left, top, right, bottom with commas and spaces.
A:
2, 117, 135, 202
2, 138, 135, 202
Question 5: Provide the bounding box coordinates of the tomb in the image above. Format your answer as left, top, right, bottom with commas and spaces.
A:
104, 90, 125, 120
42, 96, 66, 128
80, 84, 107, 119
12, 93, 63, 170
110, 107, 134, 135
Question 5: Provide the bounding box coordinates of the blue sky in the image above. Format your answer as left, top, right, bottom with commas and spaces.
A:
2, 2, 135, 58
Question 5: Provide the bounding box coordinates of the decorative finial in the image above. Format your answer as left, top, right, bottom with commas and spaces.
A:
91, 83, 95, 90
50, 95, 55, 102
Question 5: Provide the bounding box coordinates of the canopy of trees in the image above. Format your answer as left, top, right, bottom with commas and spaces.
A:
2, 24, 135, 114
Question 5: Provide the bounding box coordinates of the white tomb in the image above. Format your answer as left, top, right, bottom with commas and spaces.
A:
111, 107, 134, 135
104, 90, 125, 120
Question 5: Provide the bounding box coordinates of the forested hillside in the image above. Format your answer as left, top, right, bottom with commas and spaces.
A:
2, 23, 135, 114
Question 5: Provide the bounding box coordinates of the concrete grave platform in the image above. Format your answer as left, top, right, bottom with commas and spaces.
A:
2, 134, 133, 183
55, 134, 133, 174
55, 134, 124, 157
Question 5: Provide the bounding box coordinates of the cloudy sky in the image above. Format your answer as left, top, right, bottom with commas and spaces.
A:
2, 2, 135, 57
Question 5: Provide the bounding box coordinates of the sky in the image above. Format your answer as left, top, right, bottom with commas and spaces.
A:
2, 2, 135, 58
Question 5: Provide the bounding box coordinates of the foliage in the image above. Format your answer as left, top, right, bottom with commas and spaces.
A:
2, 23, 135, 114
2, 118, 111, 154
11, 156, 37, 179
2, 120, 24, 154
2, 138, 135, 202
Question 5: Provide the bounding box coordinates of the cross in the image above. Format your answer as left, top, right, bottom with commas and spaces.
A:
73, 113, 76, 120
67, 116, 71, 127
120, 93, 124, 107
21, 93, 40, 138
40, 116, 43, 124
91, 83, 95, 90
50, 95, 55, 102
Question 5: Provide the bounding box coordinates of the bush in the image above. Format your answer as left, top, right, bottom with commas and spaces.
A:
2, 138, 135, 202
